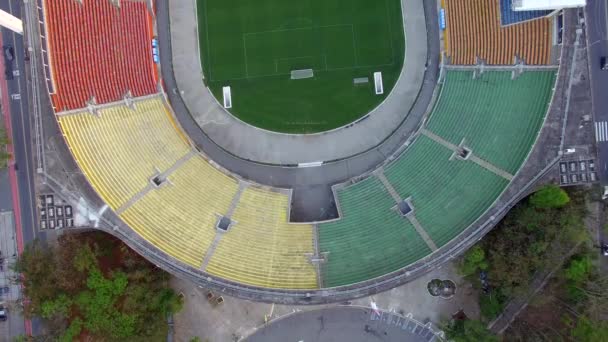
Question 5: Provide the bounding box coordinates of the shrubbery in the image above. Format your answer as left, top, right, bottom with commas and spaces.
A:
458, 245, 488, 276
530, 184, 570, 209
0, 127, 10, 169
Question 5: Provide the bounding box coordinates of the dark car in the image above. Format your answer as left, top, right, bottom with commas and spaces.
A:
0, 303, 7, 321
602, 56, 608, 71
3, 45, 14, 62
602, 244, 608, 257
4, 63, 13, 80
3, 45, 14, 80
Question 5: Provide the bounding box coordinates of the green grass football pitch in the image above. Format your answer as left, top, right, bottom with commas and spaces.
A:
197, 0, 405, 133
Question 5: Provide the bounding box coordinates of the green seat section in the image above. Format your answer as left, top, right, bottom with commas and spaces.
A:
384, 135, 509, 247
319, 177, 432, 288
317, 70, 555, 288
426, 70, 556, 174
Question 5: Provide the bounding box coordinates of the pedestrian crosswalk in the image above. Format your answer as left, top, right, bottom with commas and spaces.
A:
369, 310, 440, 341
595, 121, 608, 142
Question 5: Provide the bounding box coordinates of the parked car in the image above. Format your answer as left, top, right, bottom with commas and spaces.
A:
4, 64, 12, 80
602, 244, 608, 257
0, 303, 7, 321
602, 56, 608, 71
3, 45, 14, 62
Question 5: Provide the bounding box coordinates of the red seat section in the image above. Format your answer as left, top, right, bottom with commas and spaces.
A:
44, 0, 157, 111
445, 0, 552, 66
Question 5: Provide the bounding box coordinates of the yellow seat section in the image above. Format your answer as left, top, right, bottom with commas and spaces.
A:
58, 97, 190, 209
121, 155, 238, 268
207, 187, 318, 289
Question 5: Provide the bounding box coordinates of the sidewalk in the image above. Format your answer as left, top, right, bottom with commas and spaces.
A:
0, 211, 25, 341
168, 0, 428, 164
0, 30, 31, 338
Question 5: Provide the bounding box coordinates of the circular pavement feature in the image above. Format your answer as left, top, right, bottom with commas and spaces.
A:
244, 306, 443, 342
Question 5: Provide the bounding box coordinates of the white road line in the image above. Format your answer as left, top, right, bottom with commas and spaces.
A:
8, 0, 37, 240
595, 121, 608, 142
604, 0, 608, 41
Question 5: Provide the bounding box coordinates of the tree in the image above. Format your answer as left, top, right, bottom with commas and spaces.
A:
530, 185, 570, 209
571, 316, 608, 342
0, 128, 8, 145
0, 128, 9, 169
0, 150, 9, 168
573, 275, 608, 320
479, 291, 505, 320
59, 318, 83, 342
480, 187, 586, 298
458, 245, 488, 276
444, 319, 498, 342
486, 188, 600, 340
16, 232, 183, 340
564, 255, 592, 283
13, 240, 58, 318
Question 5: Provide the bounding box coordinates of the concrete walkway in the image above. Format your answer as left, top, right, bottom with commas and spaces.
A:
169, 0, 428, 165
421, 129, 514, 180
171, 262, 477, 341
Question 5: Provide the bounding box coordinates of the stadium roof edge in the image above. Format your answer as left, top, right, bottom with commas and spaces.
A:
512, 0, 586, 11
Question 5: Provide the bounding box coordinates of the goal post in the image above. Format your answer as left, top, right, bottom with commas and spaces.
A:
374, 72, 384, 95
290, 69, 314, 80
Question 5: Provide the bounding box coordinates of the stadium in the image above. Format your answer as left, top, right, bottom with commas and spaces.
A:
27, 0, 577, 305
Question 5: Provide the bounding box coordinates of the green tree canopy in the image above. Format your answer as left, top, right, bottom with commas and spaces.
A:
571, 316, 608, 342
15, 233, 183, 341
0, 128, 9, 169
458, 245, 488, 276
530, 184, 570, 209
564, 255, 592, 283
13, 240, 58, 317
0, 127, 8, 144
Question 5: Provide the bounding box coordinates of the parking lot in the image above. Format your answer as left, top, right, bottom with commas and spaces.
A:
558, 159, 598, 185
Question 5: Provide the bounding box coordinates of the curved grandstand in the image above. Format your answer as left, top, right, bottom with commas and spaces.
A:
40, 0, 561, 302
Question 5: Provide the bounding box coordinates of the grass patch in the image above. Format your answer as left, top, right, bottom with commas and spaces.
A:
197, 0, 405, 133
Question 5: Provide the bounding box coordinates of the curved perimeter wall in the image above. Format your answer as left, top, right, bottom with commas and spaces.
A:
54, 70, 556, 292
42, 0, 558, 300
319, 70, 556, 288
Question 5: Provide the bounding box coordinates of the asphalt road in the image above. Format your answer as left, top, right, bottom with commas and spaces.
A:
585, 0, 608, 268
244, 307, 438, 342
587, 0, 608, 181
1, 0, 41, 336
0, 0, 37, 245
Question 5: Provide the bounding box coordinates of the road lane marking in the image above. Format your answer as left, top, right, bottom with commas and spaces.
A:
595, 121, 608, 142
9, 0, 37, 235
